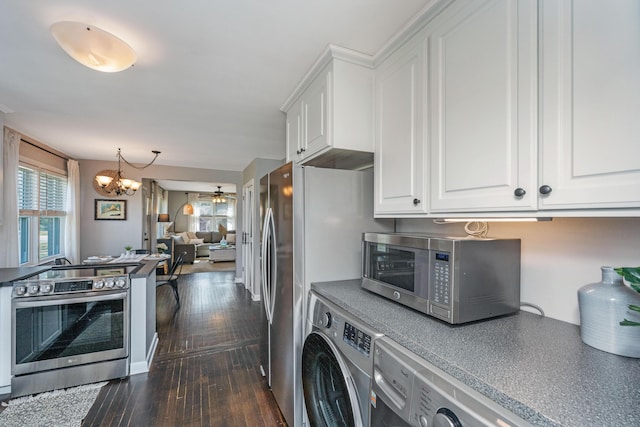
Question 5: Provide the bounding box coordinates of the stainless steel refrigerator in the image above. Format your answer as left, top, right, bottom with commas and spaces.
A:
259, 162, 391, 427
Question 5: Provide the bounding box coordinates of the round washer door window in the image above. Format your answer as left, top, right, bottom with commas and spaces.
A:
302, 332, 359, 427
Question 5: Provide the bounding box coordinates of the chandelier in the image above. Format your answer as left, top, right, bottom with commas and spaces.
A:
212, 186, 226, 203
95, 148, 160, 196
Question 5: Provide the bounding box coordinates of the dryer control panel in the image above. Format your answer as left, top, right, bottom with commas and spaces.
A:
343, 322, 372, 356
308, 290, 383, 373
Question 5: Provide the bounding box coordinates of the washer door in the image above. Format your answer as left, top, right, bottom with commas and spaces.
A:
302, 332, 363, 427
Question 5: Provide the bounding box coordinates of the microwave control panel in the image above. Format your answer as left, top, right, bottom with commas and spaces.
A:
430, 252, 451, 306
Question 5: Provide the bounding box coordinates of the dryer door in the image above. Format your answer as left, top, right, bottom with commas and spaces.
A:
302, 332, 364, 427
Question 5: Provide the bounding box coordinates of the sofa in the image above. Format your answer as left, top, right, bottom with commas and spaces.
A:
170, 231, 235, 263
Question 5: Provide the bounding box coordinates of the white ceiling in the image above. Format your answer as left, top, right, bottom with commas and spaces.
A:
0, 0, 430, 172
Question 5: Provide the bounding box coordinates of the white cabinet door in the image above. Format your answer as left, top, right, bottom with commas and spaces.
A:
428, 0, 538, 212
304, 67, 330, 158
539, 0, 640, 209
286, 101, 303, 162
374, 36, 427, 215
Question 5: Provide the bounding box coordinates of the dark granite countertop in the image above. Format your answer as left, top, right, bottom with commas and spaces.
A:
0, 267, 51, 286
311, 279, 640, 427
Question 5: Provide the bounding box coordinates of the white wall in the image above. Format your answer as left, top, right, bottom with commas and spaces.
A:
80, 160, 244, 278
396, 217, 640, 325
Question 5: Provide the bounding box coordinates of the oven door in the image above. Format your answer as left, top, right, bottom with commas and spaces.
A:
12, 290, 129, 376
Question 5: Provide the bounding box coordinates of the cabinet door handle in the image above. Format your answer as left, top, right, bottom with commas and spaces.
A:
413, 198, 421, 206
514, 188, 526, 197
539, 185, 553, 195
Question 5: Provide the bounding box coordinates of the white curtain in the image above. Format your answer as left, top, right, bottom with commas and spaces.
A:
0, 128, 19, 267
65, 159, 80, 263
187, 192, 197, 232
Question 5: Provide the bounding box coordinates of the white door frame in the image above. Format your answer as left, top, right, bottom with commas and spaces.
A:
242, 180, 254, 295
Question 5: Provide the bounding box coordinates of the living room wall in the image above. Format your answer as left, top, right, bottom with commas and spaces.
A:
79, 159, 243, 278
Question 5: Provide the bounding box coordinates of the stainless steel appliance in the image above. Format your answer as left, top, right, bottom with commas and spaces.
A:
370, 336, 534, 427
259, 162, 391, 427
11, 264, 135, 397
302, 290, 383, 427
362, 232, 521, 324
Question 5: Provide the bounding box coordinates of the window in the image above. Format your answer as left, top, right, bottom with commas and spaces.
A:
193, 199, 235, 232
18, 165, 67, 265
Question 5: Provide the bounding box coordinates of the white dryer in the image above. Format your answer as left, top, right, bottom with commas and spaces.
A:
302, 290, 383, 427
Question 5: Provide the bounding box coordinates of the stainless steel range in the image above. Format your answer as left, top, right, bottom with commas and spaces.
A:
11, 265, 136, 397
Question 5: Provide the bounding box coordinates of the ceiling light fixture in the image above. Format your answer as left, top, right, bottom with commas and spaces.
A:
50, 21, 136, 72
212, 186, 226, 203
95, 148, 160, 196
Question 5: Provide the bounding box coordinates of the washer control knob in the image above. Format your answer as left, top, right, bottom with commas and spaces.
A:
433, 408, 462, 427
322, 312, 332, 328
419, 415, 429, 427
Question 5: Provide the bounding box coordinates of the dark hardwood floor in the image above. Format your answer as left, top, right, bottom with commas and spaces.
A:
82, 271, 287, 427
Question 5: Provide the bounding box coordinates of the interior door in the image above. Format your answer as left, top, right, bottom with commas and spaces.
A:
242, 180, 254, 294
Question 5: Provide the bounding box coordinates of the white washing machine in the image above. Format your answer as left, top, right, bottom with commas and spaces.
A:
302, 290, 383, 427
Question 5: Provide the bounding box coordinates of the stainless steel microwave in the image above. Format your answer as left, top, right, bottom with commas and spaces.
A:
361, 232, 521, 324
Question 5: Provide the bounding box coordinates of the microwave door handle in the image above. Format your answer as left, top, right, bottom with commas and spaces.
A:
267, 209, 277, 321
261, 208, 272, 323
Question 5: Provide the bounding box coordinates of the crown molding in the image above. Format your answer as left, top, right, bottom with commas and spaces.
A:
280, 44, 374, 112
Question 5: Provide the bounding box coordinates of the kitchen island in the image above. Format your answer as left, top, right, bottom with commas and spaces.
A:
312, 279, 640, 427
0, 261, 161, 395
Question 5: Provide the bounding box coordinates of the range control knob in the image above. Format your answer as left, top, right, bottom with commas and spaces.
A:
40, 284, 53, 294
433, 408, 462, 427
94, 280, 105, 289
419, 415, 429, 427
14, 286, 27, 296
115, 278, 126, 288
27, 284, 40, 295
105, 280, 115, 288
393, 291, 401, 300
322, 312, 332, 328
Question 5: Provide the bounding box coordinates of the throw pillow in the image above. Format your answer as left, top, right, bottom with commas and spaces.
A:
171, 235, 183, 243
186, 231, 198, 240
177, 232, 189, 243
188, 238, 204, 245
226, 233, 236, 244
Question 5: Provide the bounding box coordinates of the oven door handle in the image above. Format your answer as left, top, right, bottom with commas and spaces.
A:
12, 291, 128, 308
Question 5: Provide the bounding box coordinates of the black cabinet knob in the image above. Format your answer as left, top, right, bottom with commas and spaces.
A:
413, 198, 421, 206
539, 185, 553, 195
296, 149, 301, 155
300, 148, 306, 153
514, 188, 526, 197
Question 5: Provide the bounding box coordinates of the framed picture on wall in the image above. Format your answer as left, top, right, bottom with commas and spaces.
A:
95, 199, 127, 220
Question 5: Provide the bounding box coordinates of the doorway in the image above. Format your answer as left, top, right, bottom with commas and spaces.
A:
242, 180, 254, 295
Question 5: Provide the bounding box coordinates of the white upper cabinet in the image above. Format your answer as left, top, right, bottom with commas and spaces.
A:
286, 100, 303, 161
538, 0, 640, 210
282, 46, 374, 166
428, 0, 538, 212
374, 36, 427, 215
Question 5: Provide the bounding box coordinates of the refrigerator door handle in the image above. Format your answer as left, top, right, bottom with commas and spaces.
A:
261, 207, 272, 323
267, 208, 277, 321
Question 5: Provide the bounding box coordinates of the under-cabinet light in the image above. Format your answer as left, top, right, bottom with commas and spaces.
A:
434, 217, 553, 223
